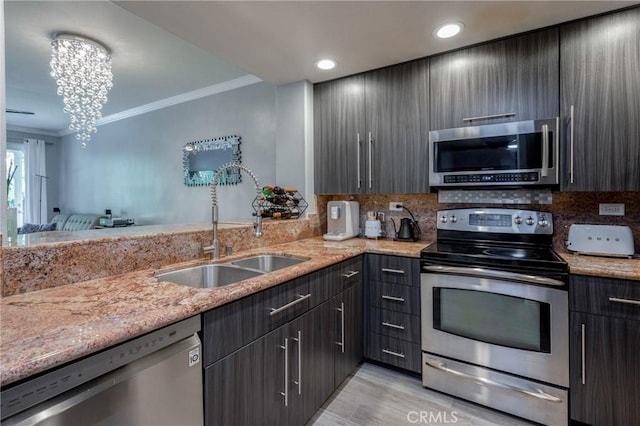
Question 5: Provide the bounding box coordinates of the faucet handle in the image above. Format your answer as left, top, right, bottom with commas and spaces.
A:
254, 216, 263, 238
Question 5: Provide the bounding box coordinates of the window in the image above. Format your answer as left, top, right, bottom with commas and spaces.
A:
6, 148, 25, 227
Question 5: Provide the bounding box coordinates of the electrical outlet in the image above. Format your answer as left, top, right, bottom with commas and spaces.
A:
599, 203, 625, 216
389, 202, 403, 211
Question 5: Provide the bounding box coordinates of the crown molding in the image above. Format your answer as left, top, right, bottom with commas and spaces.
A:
58, 74, 263, 136
7, 125, 60, 137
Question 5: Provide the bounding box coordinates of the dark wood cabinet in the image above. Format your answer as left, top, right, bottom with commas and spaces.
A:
334, 281, 364, 386
569, 275, 640, 426
364, 59, 429, 193
364, 254, 422, 373
314, 59, 429, 194
429, 28, 559, 130
313, 74, 365, 194
203, 257, 363, 426
560, 7, 640, 191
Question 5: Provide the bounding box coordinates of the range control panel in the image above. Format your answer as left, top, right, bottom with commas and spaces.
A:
437, 208, 553, 235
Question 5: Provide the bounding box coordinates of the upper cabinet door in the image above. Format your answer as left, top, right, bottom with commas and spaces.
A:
313, 75, 366, 194
430, 28, 559, 130
365, 59, 429, 193
560, 7, 640, 191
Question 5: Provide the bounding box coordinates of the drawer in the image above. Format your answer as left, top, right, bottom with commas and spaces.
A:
203, 274, 309, 366
570, 275, 640, 321
366, 333, 422, 373
367, 254, 419, 286
368, 307, 421, 344
369, 281, 420, 314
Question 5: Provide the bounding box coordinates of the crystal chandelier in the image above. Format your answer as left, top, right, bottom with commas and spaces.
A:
50, 34, 113, 146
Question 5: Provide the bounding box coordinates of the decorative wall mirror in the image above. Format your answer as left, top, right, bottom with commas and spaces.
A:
182, 135, 241, 186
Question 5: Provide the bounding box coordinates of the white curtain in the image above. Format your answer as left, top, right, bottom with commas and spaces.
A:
24, 139, 48, 224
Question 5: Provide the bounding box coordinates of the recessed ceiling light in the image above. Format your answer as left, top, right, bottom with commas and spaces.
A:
434, 22, 464, 39
315, 59, 336, 70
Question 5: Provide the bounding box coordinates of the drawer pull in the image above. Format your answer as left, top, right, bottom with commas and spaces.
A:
270, 294, 311, 316
341, 270, 360, 278
382, 321, 405, 330
381, 268, 405, 275
382, 349, 405, 359
609, 297, 640, 306
382, 295, 405, 303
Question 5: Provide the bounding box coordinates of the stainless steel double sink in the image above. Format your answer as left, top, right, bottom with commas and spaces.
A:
154, 255, 309, 289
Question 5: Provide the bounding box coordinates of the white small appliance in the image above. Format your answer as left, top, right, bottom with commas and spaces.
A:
323, 201, 359, 241
364, 211, 382, 239
567, 224, 635, 257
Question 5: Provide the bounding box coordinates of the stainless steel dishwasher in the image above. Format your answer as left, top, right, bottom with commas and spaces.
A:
1, 316, 203, 426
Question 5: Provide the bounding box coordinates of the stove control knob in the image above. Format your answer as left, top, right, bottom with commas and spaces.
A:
526, 216, 535, 226
440, 215, 448, 224
450, 215, 458, 223
514, 216, 523, 225
538, 215, 549, 227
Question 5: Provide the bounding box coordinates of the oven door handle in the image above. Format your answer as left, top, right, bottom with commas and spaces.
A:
422, 265, 564, 287
424, 358, 563, 403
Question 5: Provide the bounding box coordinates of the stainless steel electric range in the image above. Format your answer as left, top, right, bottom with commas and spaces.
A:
420, 208, 569, 426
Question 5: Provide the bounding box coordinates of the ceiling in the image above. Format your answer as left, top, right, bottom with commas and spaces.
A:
5, 1, 637, 134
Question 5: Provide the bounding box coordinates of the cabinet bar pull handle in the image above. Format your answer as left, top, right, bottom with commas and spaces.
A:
368, 132, 373, 189
356, 133, 362, 189
609, 297, 640, 306
462, 112, 515, 122
270, 294, 311, 316
382, 295, 405, 303
541, 124, 549, 177
382, 349, 405, 358
281, 338, 289, 407
581, 323, 586, 385
341, 270, 360, 278
382, 321, 405, 330
570, 105, 575, 184
381, 268, 405, 275
425, 358, 562, 403
335, 303, 345, 353
291, 331, 302, 395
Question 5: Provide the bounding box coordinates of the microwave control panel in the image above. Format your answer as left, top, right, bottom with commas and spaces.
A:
443, 172, 539, 184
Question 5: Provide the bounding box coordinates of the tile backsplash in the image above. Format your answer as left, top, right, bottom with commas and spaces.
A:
316, 192, 640, 253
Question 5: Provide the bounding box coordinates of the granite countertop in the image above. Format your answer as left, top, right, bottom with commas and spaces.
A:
0, 237, 427, 387
557, 250, 640, 281
3, 235, 637, 388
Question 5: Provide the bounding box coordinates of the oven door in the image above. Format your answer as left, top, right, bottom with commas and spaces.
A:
421, 268, 568, 387
429, 117, 559, 187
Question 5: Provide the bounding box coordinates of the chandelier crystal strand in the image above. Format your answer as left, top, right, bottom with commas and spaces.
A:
50, 34, 113, 146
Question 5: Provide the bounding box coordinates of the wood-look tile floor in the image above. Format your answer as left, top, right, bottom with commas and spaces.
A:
307, 362, 537, 426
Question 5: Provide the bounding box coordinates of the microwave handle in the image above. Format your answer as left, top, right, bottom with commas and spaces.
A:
462, 112, 516, 123
541, 124, 549, 177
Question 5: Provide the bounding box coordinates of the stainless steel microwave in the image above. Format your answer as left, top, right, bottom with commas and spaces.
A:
429, 118, 560, 187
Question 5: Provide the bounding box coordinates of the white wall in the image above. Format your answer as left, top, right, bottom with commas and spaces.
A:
275, 80, 315, 214
58, 80, 313, 225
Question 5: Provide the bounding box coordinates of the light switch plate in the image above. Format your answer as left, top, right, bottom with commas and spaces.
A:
599, 203, 625, 216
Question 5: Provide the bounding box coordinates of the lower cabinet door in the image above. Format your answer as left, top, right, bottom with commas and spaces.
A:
570, 312, 640, 426
301, 303, 335, 424
204, 339, 266, 426
334, 282, 364, 387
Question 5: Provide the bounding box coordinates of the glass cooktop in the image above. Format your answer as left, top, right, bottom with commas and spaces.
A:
421, 240, 568, 274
